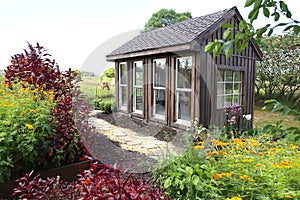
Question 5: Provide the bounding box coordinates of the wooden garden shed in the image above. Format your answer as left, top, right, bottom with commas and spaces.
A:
106, 7, 262, 129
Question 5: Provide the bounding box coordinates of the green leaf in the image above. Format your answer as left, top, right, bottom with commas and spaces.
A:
274, 12, 280, 21
254, 0, 262, 10
248, 9, 259, 22
222, 23, 234, 29
245, 0, 256, 7
279, 1, 288, 12
223, 29, 232, 40
283, 25, 294, 32
192, 175, 200, 186
263, 7, 270, 17
239, 20, 247, 32
293, 25, 300, 34
272, 103, 285, 113
267, 29, 274, 36
205, 41, 216, 52
164, 177, 172, 188
223, 41, 233, 58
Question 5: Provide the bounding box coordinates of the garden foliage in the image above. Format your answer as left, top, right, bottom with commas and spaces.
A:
154, 129, 300, 199
256, 34, 300, 106
0, 43, 88, 183
13, 159, 169, 200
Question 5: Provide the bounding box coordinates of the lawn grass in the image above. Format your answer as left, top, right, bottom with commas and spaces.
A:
77, 76, 99, 103
253, 105, 300, 129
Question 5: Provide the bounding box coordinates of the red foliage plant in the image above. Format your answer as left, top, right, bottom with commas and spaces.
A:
12, 160, 169, 200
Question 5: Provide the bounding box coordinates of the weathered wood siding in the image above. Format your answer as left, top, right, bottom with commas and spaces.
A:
198, 15, 258, 128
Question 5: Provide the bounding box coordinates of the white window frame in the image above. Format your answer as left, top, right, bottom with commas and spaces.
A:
217, 70, 243, 108
175, 56, 192, 124
153, 58, 166, 120
119, 62, 127, 110
133, 61, 143, 114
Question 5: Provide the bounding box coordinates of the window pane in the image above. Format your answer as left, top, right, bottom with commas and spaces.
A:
234, 83, 240, 94
177, 91, 191, 121
233, 95, 239, 105
154, 59, 166, 88
177, 57, 192, 89
225, 95, 232, 107
234, 71, 241, 81
134, 61, 143, 86
135, 88, 143, 111
154, 89, 165, 116
120, 63, 127, 84
225, 83, 233, 94
225, 71, 233, 81
120, 86, 126, 107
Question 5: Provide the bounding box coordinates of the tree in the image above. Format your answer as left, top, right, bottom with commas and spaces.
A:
205, 0, 300, 58
144, 8, 192, 30
256, 33, 300, 104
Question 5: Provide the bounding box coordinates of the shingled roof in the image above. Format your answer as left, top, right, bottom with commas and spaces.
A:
107, 7, 260, 61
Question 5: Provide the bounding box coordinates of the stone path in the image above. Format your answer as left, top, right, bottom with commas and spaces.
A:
88, 110, 179, 160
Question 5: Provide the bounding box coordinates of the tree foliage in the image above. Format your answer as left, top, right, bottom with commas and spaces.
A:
205, 0, 300, 58
256, 33, 300, 105
144, 8, 192, 30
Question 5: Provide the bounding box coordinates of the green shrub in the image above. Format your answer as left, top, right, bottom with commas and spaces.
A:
153, 133, 300, 199
94, 99, 114, 114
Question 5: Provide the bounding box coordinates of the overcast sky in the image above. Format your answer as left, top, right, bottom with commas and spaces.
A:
0, 0, 299, 74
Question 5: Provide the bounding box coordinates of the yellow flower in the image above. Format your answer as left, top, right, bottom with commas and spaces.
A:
25, 124, 34, 130
290, 144, 298, 149
221, 172, 232, 177
226, 197, 242, 200
239, 175, 250, 179
232, 138, 246, 146
255, 163, 265, 167
241, 158, 253, 163
4, 102, 12, 106
257, 152, 264, 156
193, 145, 204, 149
294, 164, 300, 168
284, 195, 293, 199
29, 109, 38, 113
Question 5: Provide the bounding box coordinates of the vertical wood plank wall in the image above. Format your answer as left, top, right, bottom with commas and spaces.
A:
199, 16, 258, 128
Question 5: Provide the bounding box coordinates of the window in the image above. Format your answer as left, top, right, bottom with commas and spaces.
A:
217, 70, 242, 108
175, 56, 192, 122
153, 59, 166, 119
133, 61, 143, 113
119, 62, 127, 109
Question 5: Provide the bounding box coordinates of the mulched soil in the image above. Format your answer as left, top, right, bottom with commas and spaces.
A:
95, 112, 178, 142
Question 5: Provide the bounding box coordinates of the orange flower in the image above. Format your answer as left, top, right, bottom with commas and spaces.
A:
81, 177, 92, 185
241, 158, 253, 163
284, 195, 293, 199
213, 174, 222, 179
208, 152, 215, 156
218, 151, 227, 155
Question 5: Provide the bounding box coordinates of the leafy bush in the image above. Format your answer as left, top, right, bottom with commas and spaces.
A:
256, 34, 300, 107
13, 160, 169, 200
154, 133, 300, 199
0, 80, 56, 182
94, 99, 114, 113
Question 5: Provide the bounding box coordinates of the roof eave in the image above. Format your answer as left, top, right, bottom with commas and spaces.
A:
106, 43, 191, 61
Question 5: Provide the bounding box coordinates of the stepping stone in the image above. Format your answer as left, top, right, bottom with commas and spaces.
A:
98, 127, 113, 131
113, 132, 127, 137
126, 141, 142, 146
142, 144, 158, 149
151, 140, 165, 145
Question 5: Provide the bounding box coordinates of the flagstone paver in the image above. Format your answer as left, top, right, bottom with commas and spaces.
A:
88, 110, 179, 159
